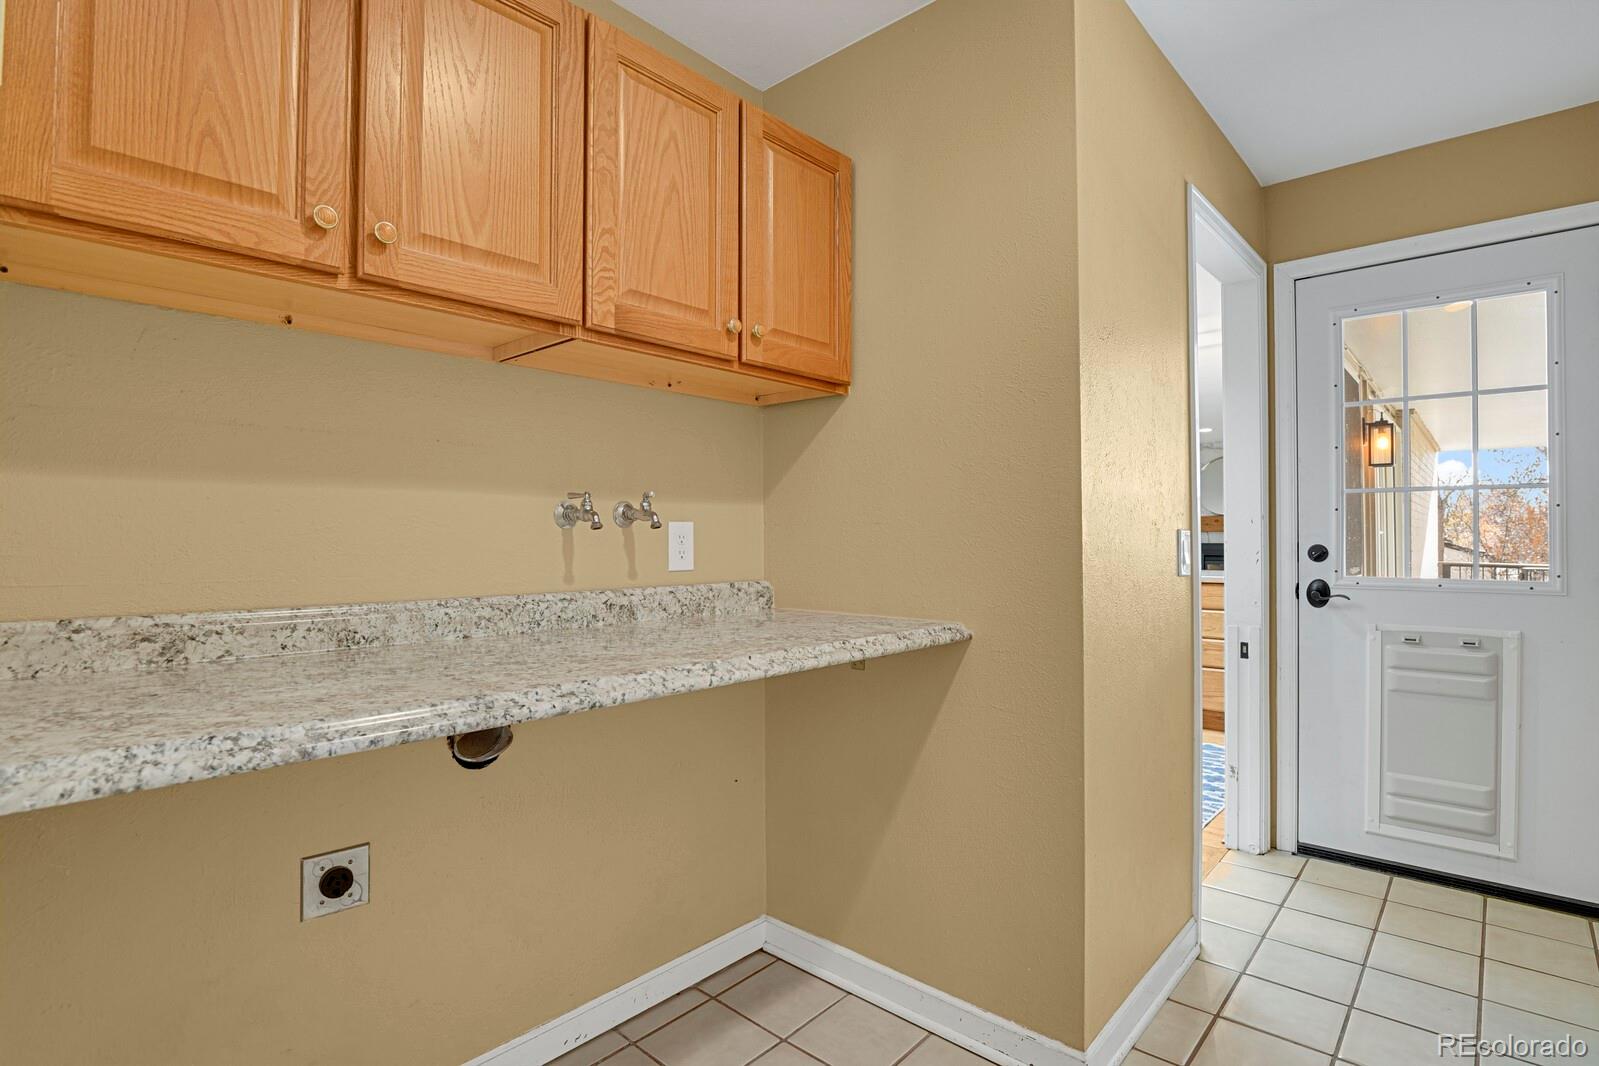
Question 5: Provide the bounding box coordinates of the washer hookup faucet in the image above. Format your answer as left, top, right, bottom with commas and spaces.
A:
554, 491, 604, 530
614, 491, 662, 529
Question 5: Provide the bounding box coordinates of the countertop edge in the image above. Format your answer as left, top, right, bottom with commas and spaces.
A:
0, 618, 971, 816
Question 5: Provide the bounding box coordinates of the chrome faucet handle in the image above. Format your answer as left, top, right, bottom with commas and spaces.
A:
613, 490, 663, 529
555, 491, 603, 530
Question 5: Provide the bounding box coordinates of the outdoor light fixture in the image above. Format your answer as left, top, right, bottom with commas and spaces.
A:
1366, 414, 1396, 468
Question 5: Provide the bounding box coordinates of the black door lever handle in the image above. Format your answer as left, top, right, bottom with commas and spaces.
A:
1305, 578, 1350, 608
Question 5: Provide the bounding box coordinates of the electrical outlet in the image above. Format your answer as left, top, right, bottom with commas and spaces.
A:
301, 844, 369, 921
668, 521, 694, 572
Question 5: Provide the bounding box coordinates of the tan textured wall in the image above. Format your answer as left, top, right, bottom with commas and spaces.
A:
1266, 102, 1599, 264
1072, 0, 1264, 1039
761, 0, 1086, 1046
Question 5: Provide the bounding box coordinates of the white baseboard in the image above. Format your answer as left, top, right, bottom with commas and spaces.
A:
464, 917, 768, 1066
1082, 920, 1198, 1066
465, 916, 1197, 1066
761, 917, 1083, 1066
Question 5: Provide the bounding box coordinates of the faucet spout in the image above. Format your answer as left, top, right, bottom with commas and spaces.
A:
614, 491, 662, 529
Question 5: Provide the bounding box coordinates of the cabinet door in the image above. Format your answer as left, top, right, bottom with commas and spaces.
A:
46, 0, 352, 271
741, 106, 852, 383
587, 19, 740, 359
361, 0, 582, 321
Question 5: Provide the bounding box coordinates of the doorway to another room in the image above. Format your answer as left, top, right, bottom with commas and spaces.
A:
1187, 188, 1270, 901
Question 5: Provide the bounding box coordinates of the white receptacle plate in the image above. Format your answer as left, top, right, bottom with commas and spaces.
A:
668, 521, 694, 572
301, 843, 369, 921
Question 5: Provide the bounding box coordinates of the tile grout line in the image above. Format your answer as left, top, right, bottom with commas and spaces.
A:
1178, 858, 1298, 1064
1333, 866, 1394, 1064
1208, 874, 1599, 1000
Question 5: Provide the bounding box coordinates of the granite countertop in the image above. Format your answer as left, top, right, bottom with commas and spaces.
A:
0, 583, 969, 816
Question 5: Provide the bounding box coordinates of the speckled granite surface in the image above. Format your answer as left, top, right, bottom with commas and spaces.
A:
0, 583, 970, 816
0, 581, 775, 680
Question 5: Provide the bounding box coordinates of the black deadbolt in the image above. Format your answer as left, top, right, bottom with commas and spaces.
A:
1307, 543, 1329, 562
318, 865, 355, 899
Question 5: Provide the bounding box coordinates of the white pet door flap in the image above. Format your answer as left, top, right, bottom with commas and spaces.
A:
1365, 625, 1520, 858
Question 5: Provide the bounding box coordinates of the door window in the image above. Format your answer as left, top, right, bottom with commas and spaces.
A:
1337, 284, 1559, 588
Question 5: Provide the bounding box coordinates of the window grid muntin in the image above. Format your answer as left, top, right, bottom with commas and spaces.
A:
1334, 278, 1559, 590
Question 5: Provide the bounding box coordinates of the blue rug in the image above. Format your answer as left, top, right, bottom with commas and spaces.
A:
1202, 742, 1226, 826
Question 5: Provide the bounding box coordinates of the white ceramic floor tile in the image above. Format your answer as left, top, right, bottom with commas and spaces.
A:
749, 1047, 817, 1066
1169, 960, 1239, 1014
1484, 959, 1599, 1029
1247, 939, 1363, 1004
1384, 878, 1483, 921
897, 1036, 988, 1066
1377, 902, 1482, 955
1364, 932, 1480, 996
1353, 968, 1478, 1035
1286, 881, 1384, 928
1189, 1018, 1330, 1066
1223, 850, 1309, 878
790, 996, 925, 1066
719, 960, 845, 1037
1121, 1052, 1170, 1066
603, 1050, 654, 1066
1203, 886, 1280, 935
1200, 920, 1261, 971
620, 989, 711, 1041
700, 952, 777, 996
1302, 859, 1390, 899
1132, 1000, 1213, 1065
1204, 862, 1296, 905
1478, 999, 1599, 1066
640, 1001, 777, 1066
1487, 898, 1594, 947
1486, 924, 1599, 985
1338, 1010, 1448, 1066
1268, 908, 1374, 963
1220, 975, 1347, 1053
549, 1030, 628, 1066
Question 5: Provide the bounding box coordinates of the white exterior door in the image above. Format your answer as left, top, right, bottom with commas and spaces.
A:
1295, 225, 1598, 904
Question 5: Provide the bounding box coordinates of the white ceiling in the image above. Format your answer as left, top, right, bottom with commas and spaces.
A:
1125, 0, 1599, 185
610, 0, 936, 90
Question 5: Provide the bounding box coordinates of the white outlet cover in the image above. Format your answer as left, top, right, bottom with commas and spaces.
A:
668, 521, 694, 572
301, 844, 369, 921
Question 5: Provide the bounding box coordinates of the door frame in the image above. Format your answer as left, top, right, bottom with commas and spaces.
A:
1271, 199, 1599, 853
1187, 184, 1270, 915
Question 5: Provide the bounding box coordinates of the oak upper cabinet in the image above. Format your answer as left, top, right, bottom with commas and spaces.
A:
34, 0, 352, 271
586, 21, 740, 359
741, 106, 853, 384
360, 0, 584, 321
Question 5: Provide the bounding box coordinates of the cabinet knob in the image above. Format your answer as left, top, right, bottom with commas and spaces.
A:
750, 324, 765, 340
372, 220, 399, 245
311, 203, 340, 230
726, 318, 742, 335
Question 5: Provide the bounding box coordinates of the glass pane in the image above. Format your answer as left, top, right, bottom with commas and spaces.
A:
1342, 312, 1402, 401
1478, 291, 1548, 389
1406, 396, 1473, 488
1345, 490, 1407, 578
1478, 389, 1549, 484
1405, 302, 1474, 396
1344, 402, 1405, 489
1410, 489, 1476, 581
1478, 487, 1550, 582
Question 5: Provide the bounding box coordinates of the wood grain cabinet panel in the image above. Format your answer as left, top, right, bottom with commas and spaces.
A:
741, 105, 852, 384
361, 0, 583, 320
586, 20, 739, 359
43, 0, 352, 270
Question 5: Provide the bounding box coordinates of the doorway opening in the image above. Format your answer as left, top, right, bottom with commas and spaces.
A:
1187, 187, 1270, 911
